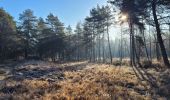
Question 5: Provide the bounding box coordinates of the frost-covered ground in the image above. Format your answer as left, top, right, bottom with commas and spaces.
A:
0, 60, 169, 100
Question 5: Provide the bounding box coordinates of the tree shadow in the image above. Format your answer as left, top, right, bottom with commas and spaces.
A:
5, 62, 88, 82
131, 63, 170, 99
135, 64, 157, 87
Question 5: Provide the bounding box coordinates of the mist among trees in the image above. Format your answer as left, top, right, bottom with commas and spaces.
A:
0, 0, 170, 99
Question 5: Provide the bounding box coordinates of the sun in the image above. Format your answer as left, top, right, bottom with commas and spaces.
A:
120, 15, 127, 21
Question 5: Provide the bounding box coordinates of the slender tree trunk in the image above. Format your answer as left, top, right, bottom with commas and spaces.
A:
142, 29, 150, 61
106, 20, 112, 64
154, 34, 161, 61
129, 18, 135, 65
132, 27, 136, 65
102, 24, 105, 63
119, 39, 121, 60
169, 24, 170, 57
77, 40, 80, 61
152, 0, 170, 67
97, 32, 100, 62
24, 41, 28, 59
99, 34, 101, 62
120, 25, 123, 62
124, 39, 130, 58
25, 29, 30, 59
89, 28, 93, 62
149, 26, 152, 61
93, 26, 95, 62
85, 46, 88, 60
134, 39, 140, 65
102, 32, 105, 63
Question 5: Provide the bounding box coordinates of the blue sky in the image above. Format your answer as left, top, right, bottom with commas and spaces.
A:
0, 0, 107, 28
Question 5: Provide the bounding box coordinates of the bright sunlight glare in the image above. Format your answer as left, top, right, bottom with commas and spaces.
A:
120, 14, 127, 21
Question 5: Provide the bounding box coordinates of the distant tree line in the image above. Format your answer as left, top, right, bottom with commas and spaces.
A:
0, 0, 170, 67
0, 8, 66, 62
0, 6, 115, 63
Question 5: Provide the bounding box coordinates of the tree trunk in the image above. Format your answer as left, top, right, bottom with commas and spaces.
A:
24, 46, 28, 59
169, 24, 170, 57
89, 29, 93, 62
149, 27, 152, 61
152, 0, 170, 67
92, 25, 96, 62
102, 32, 105, 63
154, 34, 161, 61
102, 24, 105, 63
106, 20, 112, 64
120, 25, 123, 62
142, 29, 150, 61
129, 18, 135, 65
98, 34, 101, 62
132, 26, 136, 65
130, 35, 132, 65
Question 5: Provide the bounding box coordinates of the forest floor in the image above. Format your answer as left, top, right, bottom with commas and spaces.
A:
0, 60, 169, 100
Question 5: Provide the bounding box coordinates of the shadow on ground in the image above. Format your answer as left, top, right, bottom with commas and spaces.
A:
132, 63, 170, 99
5, 61, 88, 82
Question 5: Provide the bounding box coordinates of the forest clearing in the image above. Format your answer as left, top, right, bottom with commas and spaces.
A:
0, 60, 169, 100
0, 0, 170, 99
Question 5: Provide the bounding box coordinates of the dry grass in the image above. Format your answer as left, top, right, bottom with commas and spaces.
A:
0, 60, 168, 100
54, 64, 151, 100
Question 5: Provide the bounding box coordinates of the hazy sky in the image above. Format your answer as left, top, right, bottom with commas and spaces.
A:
0, 0, 107, 27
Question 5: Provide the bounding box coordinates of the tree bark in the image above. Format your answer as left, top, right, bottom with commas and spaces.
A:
106, 19, 112, 64
129, 18, 135, 65
152, 0, 170, 67
142, 29, 150, 61
154, 34, 161, 61
149, 26, 152, 61
98, 34, 101, 62
169, 24, 170, 57
120, 25, 123, 62
102, 32, 105, 63
92, 24, 96, 62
